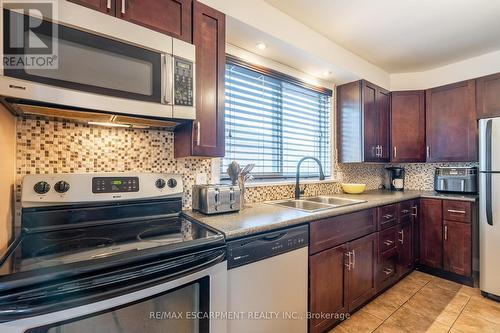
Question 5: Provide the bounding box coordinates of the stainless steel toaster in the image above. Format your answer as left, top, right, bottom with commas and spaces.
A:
434, 167, 478, 193
192, 184, 241, 214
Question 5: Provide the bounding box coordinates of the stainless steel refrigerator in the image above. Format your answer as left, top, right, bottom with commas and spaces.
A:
479, 118, 500, 300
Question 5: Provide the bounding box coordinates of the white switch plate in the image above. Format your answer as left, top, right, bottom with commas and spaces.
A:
196, 173, 207, 185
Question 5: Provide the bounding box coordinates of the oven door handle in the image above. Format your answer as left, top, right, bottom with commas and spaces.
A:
0, 248, 226, 322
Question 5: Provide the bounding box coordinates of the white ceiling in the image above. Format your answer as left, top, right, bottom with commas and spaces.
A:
265, 0, 500, 73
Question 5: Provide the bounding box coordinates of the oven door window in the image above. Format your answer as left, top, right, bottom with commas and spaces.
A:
3, 10, 162, 103
27, 278, 209, 333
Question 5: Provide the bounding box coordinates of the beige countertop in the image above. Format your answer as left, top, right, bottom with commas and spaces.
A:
184, 190, 478, 240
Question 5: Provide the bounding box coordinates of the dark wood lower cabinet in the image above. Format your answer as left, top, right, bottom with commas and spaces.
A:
443, 220, 472, 276
309, 233, 376, 333
309, 245, 348, 333
347, 234, 377, 311
397, 217, 413, 277
420, 199, 443, 268
309, 199, 475, 332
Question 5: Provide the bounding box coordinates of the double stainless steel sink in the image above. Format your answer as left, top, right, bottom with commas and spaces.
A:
271, 196, 366, 212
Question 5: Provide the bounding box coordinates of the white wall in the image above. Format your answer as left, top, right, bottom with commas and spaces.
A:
0, 106, 15, 252
227, 44, 333, 89
391, 49, 500, 90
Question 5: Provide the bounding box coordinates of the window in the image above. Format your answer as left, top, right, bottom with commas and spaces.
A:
222, 57, 332, 180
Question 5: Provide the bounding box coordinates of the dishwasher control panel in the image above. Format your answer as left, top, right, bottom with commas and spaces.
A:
226, 224, 309, 269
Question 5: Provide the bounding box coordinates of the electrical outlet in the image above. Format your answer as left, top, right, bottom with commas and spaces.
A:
196, 173, 207, 185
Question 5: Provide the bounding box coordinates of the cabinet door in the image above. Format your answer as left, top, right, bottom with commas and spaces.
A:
444, 220, 472, 277
426, 80, 477, 162
420, 199, 443, 269
391, 91, 426, 162
363, 82, 379, 162
377, 88, 391, 162
68, 0, 114, 14
174, 1, 225, 157
411, 200, 420, 265
117, 0, 192, 42
476, 72, 500, 119
397, 217, 413, 277
309, 244, 348, 333
347, 233, 377, 312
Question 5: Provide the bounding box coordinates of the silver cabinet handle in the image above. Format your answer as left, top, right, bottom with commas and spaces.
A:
121, 0, 126, 14
352, 250, 356, 269
393, 146, 397, 158
398, 230, 404, 244
401, 209, 410, 214
412, 205, 418, 218
383, 214, 394, 220
383, 268, 393, 275
444, 225, 448, 240
447, 209, 466, 214
345, 251, 352, 271
384, 240, 394, 246
426, 146, 430, 159
106, 0, 111, 9
196, 121, 201, 146
380, 145, 383, 157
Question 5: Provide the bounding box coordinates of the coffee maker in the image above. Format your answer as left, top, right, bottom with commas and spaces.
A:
384, 167, 406, 191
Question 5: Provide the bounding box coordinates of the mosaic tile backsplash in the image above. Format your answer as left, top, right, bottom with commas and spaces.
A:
388, 162, 479, 191
16, 117, 212, 210
15, 117, 476, 213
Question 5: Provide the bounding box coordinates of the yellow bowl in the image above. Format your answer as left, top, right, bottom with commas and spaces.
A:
341, 183, 366, 194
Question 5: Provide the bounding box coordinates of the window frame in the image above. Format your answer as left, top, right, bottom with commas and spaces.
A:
221, 55, 334, 182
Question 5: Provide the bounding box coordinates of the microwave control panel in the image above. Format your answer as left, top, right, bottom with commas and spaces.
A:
174, 58, 194, 107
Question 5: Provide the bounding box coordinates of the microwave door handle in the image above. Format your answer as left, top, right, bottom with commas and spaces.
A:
163, 55, 174, 105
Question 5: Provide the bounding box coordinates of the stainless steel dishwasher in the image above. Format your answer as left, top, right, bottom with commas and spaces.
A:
226, 224, 309, 333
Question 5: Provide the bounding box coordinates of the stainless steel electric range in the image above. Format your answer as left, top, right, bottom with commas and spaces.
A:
0, 173, 227, 333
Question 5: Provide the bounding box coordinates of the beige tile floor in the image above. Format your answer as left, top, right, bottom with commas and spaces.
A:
330, 271, 500, 333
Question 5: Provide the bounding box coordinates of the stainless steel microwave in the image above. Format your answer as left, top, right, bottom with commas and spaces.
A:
0, 0, 195, 121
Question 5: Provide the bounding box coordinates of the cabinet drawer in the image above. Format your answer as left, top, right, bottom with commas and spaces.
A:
376, 256, 397, 289
310, 209, 376, 254
377, 204, 398, 230
443, 201, 472, 223
399, 201, 413, 218
378, 226, 398, 253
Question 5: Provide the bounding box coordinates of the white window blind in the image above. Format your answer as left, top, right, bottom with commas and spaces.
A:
222, 58, 332, 180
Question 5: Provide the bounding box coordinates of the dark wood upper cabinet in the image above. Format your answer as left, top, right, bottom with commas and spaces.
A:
377, 88, 391, 161
425, 80, 478, 162
117, 0, 192, 42
420, 199, 443, 269
174, 1, 225, 157
70, 0, 192, 42
390, 90, 426, 162
476, 72, 500, 119
309, 244, 348, 333
337, 80, 390, 163
346, 233, 377, 311
68, 0, 115, 14
443, 220, 472, 277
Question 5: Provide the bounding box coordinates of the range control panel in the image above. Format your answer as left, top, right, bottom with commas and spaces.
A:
21, 173, 183, 207
227, 224, 309, 269
174, 57, 194, 106
92, 177, 139, 193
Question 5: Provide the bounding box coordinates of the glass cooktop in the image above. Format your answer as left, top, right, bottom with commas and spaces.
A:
0, 217, 222, 276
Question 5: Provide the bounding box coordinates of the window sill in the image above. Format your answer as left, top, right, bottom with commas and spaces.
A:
243, 178, 339, 188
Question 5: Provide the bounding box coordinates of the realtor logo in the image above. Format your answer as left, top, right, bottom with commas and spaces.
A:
2, 0, 58, 69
